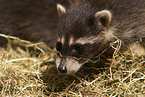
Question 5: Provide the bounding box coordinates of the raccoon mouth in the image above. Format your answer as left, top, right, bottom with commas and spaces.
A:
55, 56, 86, 74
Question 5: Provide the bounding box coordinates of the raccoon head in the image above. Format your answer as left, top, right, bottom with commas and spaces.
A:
56, 4, 115, 74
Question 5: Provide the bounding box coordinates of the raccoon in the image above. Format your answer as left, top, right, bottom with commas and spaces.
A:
56, 0, 145, 74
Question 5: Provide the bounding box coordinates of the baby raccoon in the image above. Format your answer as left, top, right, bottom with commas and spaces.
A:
56, 0, 145, 74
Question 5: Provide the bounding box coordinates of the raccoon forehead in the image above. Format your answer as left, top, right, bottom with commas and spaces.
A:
75, 29, 115, 45
58, 35, 101, 45
57, 35, 74, 46
72, 35, 105, 45
57, 35, 65, 45
75, 36, 101, 45
57, 29, 114, 46
69, 37, 74, 45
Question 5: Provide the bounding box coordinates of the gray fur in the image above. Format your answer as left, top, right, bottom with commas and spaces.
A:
56, 0, 145, 74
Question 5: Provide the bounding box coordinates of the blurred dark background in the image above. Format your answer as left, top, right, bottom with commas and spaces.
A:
0, 0, 68, 48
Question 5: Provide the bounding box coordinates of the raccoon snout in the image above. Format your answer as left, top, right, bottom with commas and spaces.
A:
58, 58, 67, 73
56, 57, 83, 74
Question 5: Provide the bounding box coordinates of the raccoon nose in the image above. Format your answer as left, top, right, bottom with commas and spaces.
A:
58, 65, 67, 73
58, 58, 67, 73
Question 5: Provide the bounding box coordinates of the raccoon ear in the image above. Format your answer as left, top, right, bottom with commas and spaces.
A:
95, 10, 112, 29
57, 4, 66, 16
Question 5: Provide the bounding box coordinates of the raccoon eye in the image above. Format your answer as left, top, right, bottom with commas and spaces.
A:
71, 44, 82, 57
56, 42, 62, 52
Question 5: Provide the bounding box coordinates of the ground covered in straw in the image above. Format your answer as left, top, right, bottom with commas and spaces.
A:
0, 34, 144, 96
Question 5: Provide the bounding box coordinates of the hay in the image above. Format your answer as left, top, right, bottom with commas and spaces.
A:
0, 34, 144, 96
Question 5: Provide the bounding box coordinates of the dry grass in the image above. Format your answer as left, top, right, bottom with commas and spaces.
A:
0, 34, 144, 96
